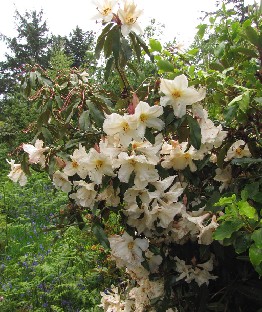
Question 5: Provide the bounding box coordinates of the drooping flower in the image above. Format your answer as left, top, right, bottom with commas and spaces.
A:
7, 159, 27, 186
118, 0, 143, 36
99, 286, 125, 311
160, 74, 205, 117
214, 165, 232, 192
92, 0, 117, 22
23, 139, 49, 167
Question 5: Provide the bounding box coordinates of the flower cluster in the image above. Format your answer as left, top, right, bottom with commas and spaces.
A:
93, 0, 143, 36
7, 72, 255, 311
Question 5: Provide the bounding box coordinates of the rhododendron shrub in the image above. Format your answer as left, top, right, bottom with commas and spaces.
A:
7, 0, 262, 311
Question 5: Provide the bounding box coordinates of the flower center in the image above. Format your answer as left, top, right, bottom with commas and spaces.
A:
126, 16, 136, 24
184, 152, 190, 160
95, 159, 104, 169
128, 241, 134, 249
121, 121, 130, 131
172, 90, 182, 98
235, 147, 242, 155
139, 113, 148, 123
72, 160, 79, 168
102, 7, 111, 16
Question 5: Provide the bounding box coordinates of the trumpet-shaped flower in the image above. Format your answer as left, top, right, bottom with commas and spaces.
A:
118, 0, 143, 36
214, 165, 232, 192
160, 75, 205, 117
69, 181, 97, 208
116, 152, 159, 188
109, 232, 149, 267
63, 144, 89, 179
226, 140, 251, 161
53, 171, 72, 193
84, 148, 115, 184
134, 101, 164, 139
7, 159, 27, 186
103, 113, 138, 147
92, 0, 117, 22
23, 139, 49, 167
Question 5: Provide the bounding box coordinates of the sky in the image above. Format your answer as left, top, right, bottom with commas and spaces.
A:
0, 0, 258, 60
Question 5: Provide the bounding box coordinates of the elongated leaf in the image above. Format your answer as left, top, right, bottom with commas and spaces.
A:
187, 115, 201, 149
129, 32, 141, 62
79, 110, 91, 131
105, 57, 114, 81
87, 100, 105, 129
252, 228, 262, 249
92, 223, 110, 249
157, 59, 174, 72
95, 23, 113, 58
245, 26, 261, 48
41, 127, 53, 144
213, 219, 243, 240
249, 243, 262, 266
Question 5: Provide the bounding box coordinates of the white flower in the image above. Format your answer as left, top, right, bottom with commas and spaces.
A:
23, 139, 49, 167
100, 286, 125, 312
145, 250, 162, 273
226, 140, 251, 161
161, 142, 198, 172
63, 144, 89, 179
7, 159, 27, 186
214, 165, 232, 192
160, 75, 205, 117
69, 181, 97, 208
85, 148, 115, 184
174, 256, 217, 286
118, 0, 143, 36
103, 113, 138, 147
92, 0, 117, 22
116, 152, 159, 188
109, 232, 149, 267
52, 171, 72, 193
133, 101, 164, 139
97, 185, 120, 207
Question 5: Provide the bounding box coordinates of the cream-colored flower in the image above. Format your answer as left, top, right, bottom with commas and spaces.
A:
7, 159, 27, 186
52, 170, 72, 193
214, 165, 232, 192
23, 139, 49, 167
133, 101, 164, 139
100, 286, 125, 312
92, 0, 117, 22
226, 140, 251, 161
69, 181, 97, 208
160, 75, 205, 117
118, 0, 143, 36
116, 152, 159, 188
103, 113, 138, 147
109, 232, 149, 267
63, 144, 89, 179
145, 250, 162, 273
97, 185, 120, 207
85, 148, 115, 184
161, 142, 198, 172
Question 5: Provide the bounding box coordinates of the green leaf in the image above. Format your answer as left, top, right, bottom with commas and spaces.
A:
129, 32, 141, 62
79, 111, 91, 131
149, 38, 162, 52
217, 141, 233, 169
135, 33, 153, 61
95, 23, 113, 58
252, 228, 262, 249
41, 127, 53, 144
213, 219, 243, 241
105, 57, 114, 81
245, 26, 261, 48
157, 59, 174, 72
233, 47, 258, 58
197, 24, 208, 40
215, 194, 236, 207
92, 223, 110, 249
233, 233, 252, 254
231, 158, 262, 165
87, 100, 105, 129
187, 115, 201, 149
249, 243, 262, 266
238, 200, 258, 220
209, 62, 224, 72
